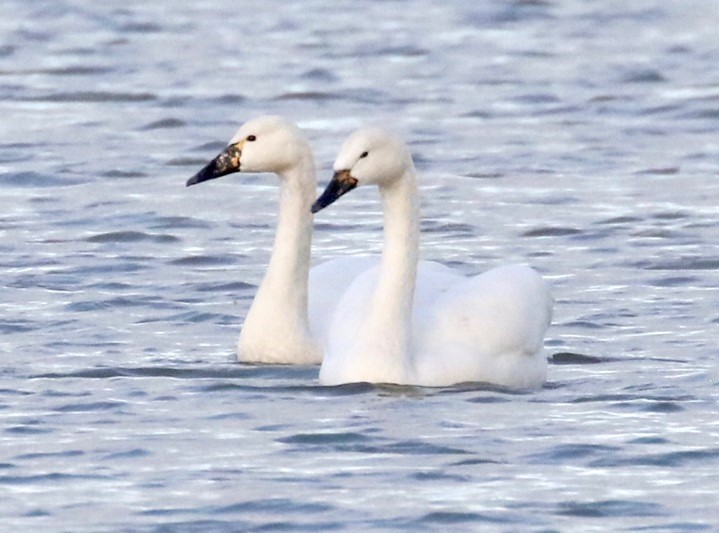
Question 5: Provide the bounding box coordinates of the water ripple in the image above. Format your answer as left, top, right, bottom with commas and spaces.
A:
0, 473, 114, 485
84, 231, 180, 244
31, 365, 315, 381
22, 91, 157, 102
557, 499, 666, 518
522, 226, 583, 237
2, 1, 718, 530
3, 171, 82, 188
591, 448, 719, 468
169, 255, 240, 267
140, 118, 186, 130
54, 400, 127, 413
419, 510, 510, 525
550, 352, 606, 365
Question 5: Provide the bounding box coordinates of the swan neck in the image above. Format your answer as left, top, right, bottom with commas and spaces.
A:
266, 158, 315, 296
379, 167, 419, 311
250, 155, 315, 329
364, 165, 420, 364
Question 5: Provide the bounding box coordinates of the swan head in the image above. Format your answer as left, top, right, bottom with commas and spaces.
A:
311, 127, 412, 213
186, 115, 311, 186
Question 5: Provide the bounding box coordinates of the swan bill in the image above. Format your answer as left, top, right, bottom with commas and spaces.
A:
311, 170, 358, 213
186, 142, 244, 186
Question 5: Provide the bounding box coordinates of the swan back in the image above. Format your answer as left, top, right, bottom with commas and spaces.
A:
416, 264, 552, 389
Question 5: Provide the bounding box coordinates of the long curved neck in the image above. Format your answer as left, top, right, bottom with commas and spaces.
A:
361, 164, 420, 378
242, 152, 316, 352
376, 167, 420, 321
264, 164, 315, 296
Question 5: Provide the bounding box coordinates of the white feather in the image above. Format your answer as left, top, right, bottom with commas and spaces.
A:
315, 128, 553, 389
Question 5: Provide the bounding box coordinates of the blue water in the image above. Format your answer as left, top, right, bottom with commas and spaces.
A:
2, 0, 718, 530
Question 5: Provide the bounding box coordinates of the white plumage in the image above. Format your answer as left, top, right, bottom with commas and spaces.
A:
312, 127, 553, 389
187, 116, 373, 364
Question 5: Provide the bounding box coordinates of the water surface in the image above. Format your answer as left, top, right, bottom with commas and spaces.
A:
1, 1, 718, 530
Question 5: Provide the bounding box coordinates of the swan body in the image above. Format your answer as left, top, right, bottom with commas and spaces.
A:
186, 116, 369, 364
311, 127, 553, 389
307, 255, 378, 347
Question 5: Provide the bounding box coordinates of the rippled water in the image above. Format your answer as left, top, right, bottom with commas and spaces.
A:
2, 1, 718, 530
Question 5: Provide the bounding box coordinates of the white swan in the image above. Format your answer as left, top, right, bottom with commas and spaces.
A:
311, 127, 553, 389
186, 116, 374, 364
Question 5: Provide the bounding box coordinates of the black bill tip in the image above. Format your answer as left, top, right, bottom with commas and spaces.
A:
311, 170, 358, 213
186, 163, 215, 187
186, 142, 243, 187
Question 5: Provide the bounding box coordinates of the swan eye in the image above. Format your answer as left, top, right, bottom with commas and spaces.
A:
359, 151, 368, 159
247, 135, 257, 142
